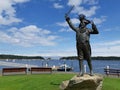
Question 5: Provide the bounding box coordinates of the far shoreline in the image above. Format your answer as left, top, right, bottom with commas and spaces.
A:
0, 54, 120, 60
60, 56, 120, 60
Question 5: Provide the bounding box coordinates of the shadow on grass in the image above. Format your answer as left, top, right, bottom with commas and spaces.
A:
50, 82, 60, 86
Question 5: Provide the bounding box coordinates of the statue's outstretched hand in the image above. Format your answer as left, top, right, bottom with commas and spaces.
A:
65, 14, 70, 21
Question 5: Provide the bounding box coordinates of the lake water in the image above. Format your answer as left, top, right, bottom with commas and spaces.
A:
0, 59, 120, 74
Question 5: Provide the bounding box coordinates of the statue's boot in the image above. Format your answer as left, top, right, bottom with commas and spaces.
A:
90, 70, 94, 76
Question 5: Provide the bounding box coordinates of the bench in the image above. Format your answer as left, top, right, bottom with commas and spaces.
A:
2, 67, 27, 75
104, 68, 120, 77
30, 67, 52, 74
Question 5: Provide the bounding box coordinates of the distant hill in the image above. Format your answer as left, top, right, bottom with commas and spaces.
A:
0, 54, 44, 60
60, 56, 120, 60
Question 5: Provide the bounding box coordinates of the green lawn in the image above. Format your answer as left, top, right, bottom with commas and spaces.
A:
102, 77, 120, 90
0, 74, 119, 90
0, 74, 74, 90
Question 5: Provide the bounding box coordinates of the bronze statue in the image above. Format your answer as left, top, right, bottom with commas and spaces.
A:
65, 14, 99, 76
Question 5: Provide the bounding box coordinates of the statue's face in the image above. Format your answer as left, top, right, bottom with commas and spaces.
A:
80, 19, 90, 28
79, 17, 84, 21
80, 22, 86, 28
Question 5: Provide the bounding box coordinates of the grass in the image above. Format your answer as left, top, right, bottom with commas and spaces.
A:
102, 77, 120, 90
0, 74, 120, 90
0, 73, 74, 90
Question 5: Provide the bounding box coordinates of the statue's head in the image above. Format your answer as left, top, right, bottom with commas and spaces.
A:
78, 14, 91, 28
78, 14, 86, 21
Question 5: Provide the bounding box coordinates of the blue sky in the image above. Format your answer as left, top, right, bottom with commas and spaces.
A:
0, 0, 120, 56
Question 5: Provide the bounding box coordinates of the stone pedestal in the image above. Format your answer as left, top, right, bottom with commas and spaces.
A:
60, 74, 103, 90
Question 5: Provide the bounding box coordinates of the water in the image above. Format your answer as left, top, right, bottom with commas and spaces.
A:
0, 59, 120, 74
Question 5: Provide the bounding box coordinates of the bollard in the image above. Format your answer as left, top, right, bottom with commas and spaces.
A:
84, 64, 86, 73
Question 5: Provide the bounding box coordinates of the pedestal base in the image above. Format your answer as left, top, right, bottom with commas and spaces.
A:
60, 74, 103, 90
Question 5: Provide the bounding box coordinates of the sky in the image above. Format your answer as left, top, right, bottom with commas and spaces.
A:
0, 0, 120, 57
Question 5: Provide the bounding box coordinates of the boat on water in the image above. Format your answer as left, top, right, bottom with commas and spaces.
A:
56, 64, 73, 71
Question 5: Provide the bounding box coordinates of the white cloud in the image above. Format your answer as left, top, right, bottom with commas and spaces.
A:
67, 0, 99, 17
57, 22, 68, 27
33, 40, 120, 56
68, 0, 99, 6
57, 18, 79, 27
67, 0, 82, 6
73, 6, 99, 17
53, 3, 63, 9
92, 45, 120, 56
91, 40, 120, 56
0, 25, 58, 47
13, 0, 30, 3
0, 0, 29, 25
83, 0, 99, 5
36, 49, 77, 57
92, 16, 106, 24
70, 18, 80, 24
94, 40, 120, 46
57, 14, 105, 30
59, 28, 72, 32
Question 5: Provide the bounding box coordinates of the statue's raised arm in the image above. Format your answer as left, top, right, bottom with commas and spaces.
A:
65, 15, 79, 32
